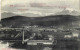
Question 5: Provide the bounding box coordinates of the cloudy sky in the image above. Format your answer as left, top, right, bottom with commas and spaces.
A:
2, 0, 79, 11
1, 0, 80, 19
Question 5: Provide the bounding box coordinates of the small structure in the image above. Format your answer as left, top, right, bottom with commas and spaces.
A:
27, 35, 55, 46
27, 40, 54, 45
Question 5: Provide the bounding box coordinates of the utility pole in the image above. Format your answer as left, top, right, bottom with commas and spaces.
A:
22, 27, 25, 44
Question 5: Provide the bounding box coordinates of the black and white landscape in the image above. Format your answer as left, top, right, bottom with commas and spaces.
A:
0, 8, 80, 50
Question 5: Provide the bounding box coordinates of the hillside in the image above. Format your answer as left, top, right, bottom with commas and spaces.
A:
1, 15, 80, 28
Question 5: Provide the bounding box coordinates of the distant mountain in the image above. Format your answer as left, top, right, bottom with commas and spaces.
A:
1, 15, 80, 28
21, 13, 42, 17
1, 11, 44, 19
2, 8, 80, 19
70, 10, 80, 16
1, 12, 18, 19
55, 8, 80, 16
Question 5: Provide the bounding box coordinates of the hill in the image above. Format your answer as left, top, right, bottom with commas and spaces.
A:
1, 15, 80, 28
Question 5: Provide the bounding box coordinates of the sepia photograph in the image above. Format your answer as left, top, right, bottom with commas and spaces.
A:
0, 0, 80, 50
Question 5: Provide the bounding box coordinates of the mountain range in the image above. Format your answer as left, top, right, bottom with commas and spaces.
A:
1, 15, 80, 28
1, 8, 80, 19
1, 8, 80, 28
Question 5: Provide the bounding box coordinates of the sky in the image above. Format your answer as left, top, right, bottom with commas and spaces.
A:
2, 0, 79, 11
0, 0, 1, 20
1, 0, 80, 19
